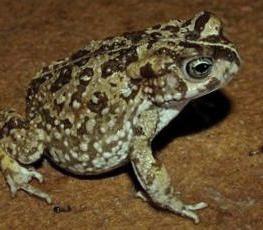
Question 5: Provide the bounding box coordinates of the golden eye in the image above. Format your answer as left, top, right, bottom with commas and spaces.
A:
186, 57, 213, 79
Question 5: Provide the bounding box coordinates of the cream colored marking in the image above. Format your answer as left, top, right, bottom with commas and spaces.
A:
65, 128, 71, 136
86, 119, 96, 133
70, 150, 78, 159
156, 107, 182, 134
200, 17, 221, 38
102, 152, 111, 159
93, 142, 103, 153
92, 158, 106, 168
54, 119, 60, 126
79, 154, 90, 161
64, 154, 71, 161
101, 108, 110, 115
54, 132, 62, 140
81, 76, 91, 81
73, 100, 81, 109
80, 142, 88, 152
91, 95, 99, 104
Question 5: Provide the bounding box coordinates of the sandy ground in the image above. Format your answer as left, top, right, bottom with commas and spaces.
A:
0, 0, 262, 229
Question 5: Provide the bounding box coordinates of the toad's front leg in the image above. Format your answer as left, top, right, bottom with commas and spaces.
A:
130, 109, 207, 223
130, 141, 207, 223
0, 147, 51, 203
0, 109, 51, 203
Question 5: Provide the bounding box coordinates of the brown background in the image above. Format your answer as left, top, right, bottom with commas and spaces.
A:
0, 0, 262, 229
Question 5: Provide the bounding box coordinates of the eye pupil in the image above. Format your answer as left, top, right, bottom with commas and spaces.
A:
195, 63, 209, 73
186, 57, 213, 79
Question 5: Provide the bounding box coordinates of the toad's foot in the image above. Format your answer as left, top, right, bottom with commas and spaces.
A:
5, 165, 52, 204
135, 190, 208, 223
0, 148, 51, 204
168, 201, 208, 224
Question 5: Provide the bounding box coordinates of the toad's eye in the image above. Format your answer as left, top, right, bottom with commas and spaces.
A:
185, 57, 213, 79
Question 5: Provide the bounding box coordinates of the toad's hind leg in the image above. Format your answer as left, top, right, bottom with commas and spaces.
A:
0, 109, 51, 203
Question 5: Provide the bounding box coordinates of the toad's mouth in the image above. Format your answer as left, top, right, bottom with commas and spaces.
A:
162, 96, 189, 108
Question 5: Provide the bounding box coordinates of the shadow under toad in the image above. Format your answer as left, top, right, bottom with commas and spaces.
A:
43, 90, 231, 181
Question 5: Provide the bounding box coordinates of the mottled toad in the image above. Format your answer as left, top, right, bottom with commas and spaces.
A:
0, 11, 240, 223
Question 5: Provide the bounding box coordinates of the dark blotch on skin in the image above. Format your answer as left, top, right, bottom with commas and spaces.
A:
76, 116, 90, 136
201, 35, 221, 43
109, 47, 139, 66
182, 19, 192, 28
185, 31, 200, 40
71, 49, 90, 60
101, 47, 138, 78
71, 49, 90, 66
101, 59, 122, 78
50, 66, 72, 92
123, 30, 145, 43
140, 63, 157, 78
79, 67, 94, 85
146, 40, 156, 49
162, 25, 179, 34
61, 119, 73, 129
152, 24, 161, 30
81, 67, 94, 76
0, 116, 27, 139
213, 46, 240, 66
150, 32, 162, 39
27, 73, 52, 102
87, 92, 108, 113
178, 41, 203, 53
194, 12, 211, 33
132, 126, 144, 136
183, 12, 211, 40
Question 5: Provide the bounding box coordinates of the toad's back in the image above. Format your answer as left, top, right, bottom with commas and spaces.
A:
25, 18, 186, 122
